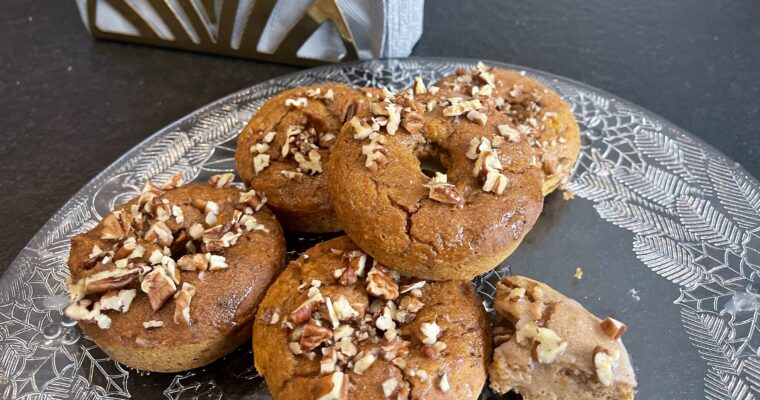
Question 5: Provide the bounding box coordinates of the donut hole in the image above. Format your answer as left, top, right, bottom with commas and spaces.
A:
414, 142, 451, 179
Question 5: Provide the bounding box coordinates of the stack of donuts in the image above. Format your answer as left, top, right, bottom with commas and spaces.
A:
65, 63, 637, 399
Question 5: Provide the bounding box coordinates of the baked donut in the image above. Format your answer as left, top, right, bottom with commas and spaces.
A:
436, 63, 581, 195
64, 173, 286, 372
236, 83, 376, 232
489, 275, 637, 399
253, 236, 490, 399
327, 83, 544, 281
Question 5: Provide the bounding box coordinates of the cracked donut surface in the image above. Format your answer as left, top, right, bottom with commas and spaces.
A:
252, 236, 490, 399
436, 63, 581, 195
236, 83, 377, 232
327, 85, 544, 280
65, 176, 286, 372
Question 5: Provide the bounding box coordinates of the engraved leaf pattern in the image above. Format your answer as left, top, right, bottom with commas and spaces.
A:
633, 235, 704, 288
1, 59, 759, 399
569, 84, 760, 397
708, 157, 760, 230
677, 196, 746, 251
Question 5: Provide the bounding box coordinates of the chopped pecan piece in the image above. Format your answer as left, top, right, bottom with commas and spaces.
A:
419, 321, 441, 345
99, 289, 137, 313
338, 266, 357, 286
160, 171, 183, 189
300, 323, 332, 351
84, 268, 140, 294
208, 173, 235, 188
316, 371, 349, 400
341, 101, 357, 123
401, 111, 424, 134
177, 253, 210, 271
594, 346, 621, 386
99, 213, 125, 240
366, 263, 399, 300
141, 267, 177, 311
352, 351, 378, 374
239, 190, 267, 211
342, 250, 367, 277
600, 317, 627, 340
144, 221, 173, 246
143, 320, 164, 329
320, 347, 338, 374
424, 172, 464, 208
290, 290, 324, 323
174, 282, 196, 325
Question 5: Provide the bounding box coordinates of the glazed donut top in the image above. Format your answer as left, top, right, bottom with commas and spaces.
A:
235, 83, 375, 217
65, 173, 284, 342
436, 63, 581, 194
253, 236, 490, 400
327, 81, 544, 280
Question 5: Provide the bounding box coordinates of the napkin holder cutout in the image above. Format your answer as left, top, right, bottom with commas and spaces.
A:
79, 0, 359, 66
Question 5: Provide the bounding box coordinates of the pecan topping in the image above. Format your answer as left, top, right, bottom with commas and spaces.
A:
483, 170, 509, 194
419, 321, 441, 345
413, 77, 427, 95
319, 132, 336, 148
352, 351, 378, 374
443, 98, 482, 117
208, 173, 235, 188
342, 250, 367, 277
385, 103, 401, 135
141, 267, 177, 311
498, 124, 521, 142
294, 149, 322, 174
84, 268, 140, 294
174, 282, 196, 325
285, 97, 308, 109
594, 346, 621, 386
320, 347, 338, 374
362, 133, 389, 171
208, 254, 228, 270
341, 101, 357, 123
401, 111, 424, 134
424, 172, 464, 208
64, 299, 112, 329
382, 378, 399, 398
290, 290, 324, 323
99, 289, 137, 313
161, 172, 185, 189
253, 153, 270, 174
300, 323, 332, 351
332, 295, 360, 321
281, 170, 304, 181
338, 266, 357, 286
316, 371, 349, 400
137, 181, 164, 212
99, 213, 125, 240
177, 253, 210, 271
144, 221, 173, 246
439, 373, 450, 393
203, 224, 241, 253
350, 116, 374, 140
239, 190, 267, 211
600, 317, 627, 340
366, 264, 399, 300
143, 320, 164, 329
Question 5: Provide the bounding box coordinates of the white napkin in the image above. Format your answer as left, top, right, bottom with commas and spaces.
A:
78, 0, 425, 63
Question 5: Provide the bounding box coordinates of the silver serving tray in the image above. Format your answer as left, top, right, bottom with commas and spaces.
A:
2, 58, 759, 400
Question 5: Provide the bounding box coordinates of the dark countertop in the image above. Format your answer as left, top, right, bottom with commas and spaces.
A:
1, 0, 759, 273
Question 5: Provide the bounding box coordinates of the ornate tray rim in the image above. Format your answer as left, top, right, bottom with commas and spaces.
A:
3, 57, 760, 400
